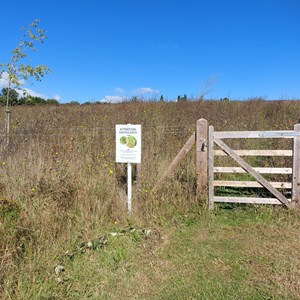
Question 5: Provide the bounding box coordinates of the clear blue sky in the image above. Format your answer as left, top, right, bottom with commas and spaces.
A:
1, 0, 300, 103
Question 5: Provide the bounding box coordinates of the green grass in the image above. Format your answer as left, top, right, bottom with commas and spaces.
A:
2, 100, 300, 299
3, 205, 300, 299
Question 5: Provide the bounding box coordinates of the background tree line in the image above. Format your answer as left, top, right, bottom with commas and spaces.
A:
0, 88, 59, 106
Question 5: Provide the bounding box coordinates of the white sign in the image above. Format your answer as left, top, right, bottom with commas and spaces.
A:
116, 124, 142, 164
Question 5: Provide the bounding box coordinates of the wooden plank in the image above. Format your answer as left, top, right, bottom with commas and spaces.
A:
214, 196, 283, 205
154, 133, 195, 190
214, 138, 292, 208
214, 149, 292, 157
214, 130, 298, 139
208, 126, 214, 210
214, 180, 291, 189
196, 118, 208, 194
292, 124, 300, 207
214, 167, 292, 174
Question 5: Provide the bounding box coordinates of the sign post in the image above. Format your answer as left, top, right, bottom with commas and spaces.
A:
127, 162, 132, 213
116, 124, 142, 214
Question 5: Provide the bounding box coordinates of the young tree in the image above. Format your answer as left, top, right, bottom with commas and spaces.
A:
199, 76, 218, 100
0, 19, 51, 145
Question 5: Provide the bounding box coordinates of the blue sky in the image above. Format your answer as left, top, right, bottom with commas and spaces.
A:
1, 0, 300, 103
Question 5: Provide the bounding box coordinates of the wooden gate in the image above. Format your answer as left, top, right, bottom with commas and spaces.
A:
208, 124, 300, 210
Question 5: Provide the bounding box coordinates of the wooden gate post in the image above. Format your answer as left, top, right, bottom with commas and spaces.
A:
196, 119, 208, 196
208, 125, 215, 210
292, 123, 300, 208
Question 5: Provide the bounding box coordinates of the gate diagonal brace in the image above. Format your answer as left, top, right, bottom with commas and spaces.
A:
214, 138, 292, 209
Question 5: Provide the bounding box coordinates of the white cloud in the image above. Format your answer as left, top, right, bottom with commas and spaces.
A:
99, 87, 160, 103
0, 71, 26, 88
1, 72, 60, 101
100, 95, 124, 103
134, 87, 160, 95
115, 87, 126, 95
53, 95, 61, 101
21, 89, 61, 101
19, 88, 48, 99
0, 72, 9, 88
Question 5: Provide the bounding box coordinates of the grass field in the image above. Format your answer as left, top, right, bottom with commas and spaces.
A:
1, 99, 300, 299
2, 206, 300, 299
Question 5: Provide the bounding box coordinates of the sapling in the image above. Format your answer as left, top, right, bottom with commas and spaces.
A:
0, 19, 51, 146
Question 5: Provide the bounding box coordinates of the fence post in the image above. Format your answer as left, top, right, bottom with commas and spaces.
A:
292, 123, 300, 208
196, 119, 208, 197
5, 109, 11, 147
208, 125, 214, 210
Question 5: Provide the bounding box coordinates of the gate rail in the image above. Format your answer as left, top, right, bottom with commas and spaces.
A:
208, 124, 300, 210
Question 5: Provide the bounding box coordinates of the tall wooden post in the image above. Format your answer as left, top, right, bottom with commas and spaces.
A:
196, 118, 208, 196
292, 123, 300, 208
5, 109, 11, 147
208, 125, 215, 210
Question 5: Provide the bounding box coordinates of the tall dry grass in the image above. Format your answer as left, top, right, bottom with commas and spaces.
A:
0, 99, 300, 297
